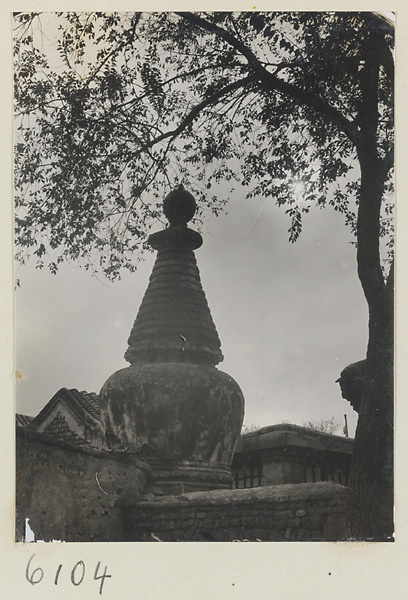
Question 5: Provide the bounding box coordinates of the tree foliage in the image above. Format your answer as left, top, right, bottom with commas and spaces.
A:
14, 12, 394, 279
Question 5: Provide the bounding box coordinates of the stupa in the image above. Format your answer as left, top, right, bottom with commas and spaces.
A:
100, 186, 245, 493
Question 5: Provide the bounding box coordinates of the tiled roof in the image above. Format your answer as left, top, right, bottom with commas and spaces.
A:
27, 388, 101, 436
69, 389, 101, 421
16, 414, 34, 428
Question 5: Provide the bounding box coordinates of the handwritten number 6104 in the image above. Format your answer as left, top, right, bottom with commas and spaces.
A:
26, 554, 111, 595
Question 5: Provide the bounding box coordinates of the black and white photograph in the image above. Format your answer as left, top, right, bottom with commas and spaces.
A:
12, 9, 395, 551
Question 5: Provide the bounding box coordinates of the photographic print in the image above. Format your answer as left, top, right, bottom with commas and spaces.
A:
13, 10, 394, 545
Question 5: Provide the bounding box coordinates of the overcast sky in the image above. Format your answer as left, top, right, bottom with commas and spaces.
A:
15, 184, 366, 436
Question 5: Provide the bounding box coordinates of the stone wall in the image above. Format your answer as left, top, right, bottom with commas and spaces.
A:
16, 428, 347, 542
16, 428, 149, 542
122, 482, 347, 542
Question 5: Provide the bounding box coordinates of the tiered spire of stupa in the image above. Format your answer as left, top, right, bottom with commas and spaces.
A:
125, 185, 223, 367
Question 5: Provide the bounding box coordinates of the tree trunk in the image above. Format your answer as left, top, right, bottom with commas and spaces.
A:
345, 23, 394, 540
346, 286, 394, 540
346, 150, 394, 540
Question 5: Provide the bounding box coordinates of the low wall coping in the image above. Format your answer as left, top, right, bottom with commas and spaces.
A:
132, 482, 347, 509
16, 426, 151, 472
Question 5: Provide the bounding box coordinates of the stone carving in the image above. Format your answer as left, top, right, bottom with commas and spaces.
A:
336, 359, 366, 413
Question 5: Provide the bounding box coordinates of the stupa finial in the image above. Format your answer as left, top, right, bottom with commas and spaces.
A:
163, 184, 196, 226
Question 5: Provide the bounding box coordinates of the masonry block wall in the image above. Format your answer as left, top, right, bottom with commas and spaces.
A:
16, 429, 348, 542
122, 482, 347, 542
16, 428, 148, 542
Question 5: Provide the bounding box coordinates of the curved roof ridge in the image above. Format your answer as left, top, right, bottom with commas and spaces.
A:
28, 387, 101, 429
69, 388, 101, 421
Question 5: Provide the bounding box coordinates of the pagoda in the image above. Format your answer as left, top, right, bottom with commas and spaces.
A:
100, 186, 245, 493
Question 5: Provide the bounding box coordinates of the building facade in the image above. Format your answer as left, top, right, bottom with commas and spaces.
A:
231, 424, 353, 489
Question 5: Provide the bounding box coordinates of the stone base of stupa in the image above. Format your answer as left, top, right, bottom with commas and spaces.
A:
141, 458, 233, 494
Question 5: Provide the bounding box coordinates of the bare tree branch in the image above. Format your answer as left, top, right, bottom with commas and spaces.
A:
137, 74, 256, 154
176, 12, 360, 146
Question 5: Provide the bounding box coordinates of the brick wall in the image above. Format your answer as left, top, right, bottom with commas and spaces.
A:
122, 482, 347, 542
16, 428, 149, 542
